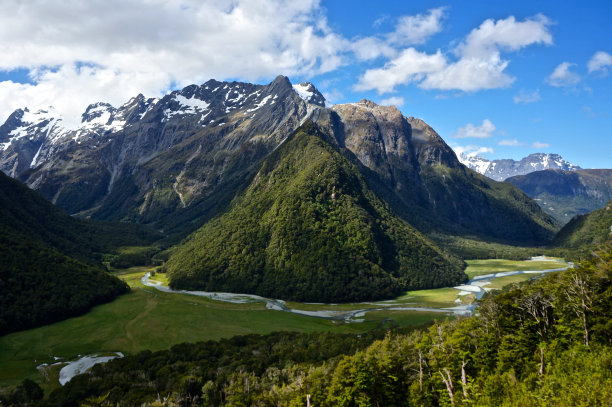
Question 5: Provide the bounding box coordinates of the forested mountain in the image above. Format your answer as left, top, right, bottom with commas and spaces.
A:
507, 169, 612, 224
553, 197, 612, 257
167, 122, 466, 302
1, 76, 558, 246
0, 171, 159, 335
39, 238, 612, 406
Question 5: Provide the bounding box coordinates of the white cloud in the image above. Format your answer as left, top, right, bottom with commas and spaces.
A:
0, 0, 350, 123
420, 54, 514, 91
388, 7, 447, 46
547, 62, 581, 87
355, 48, 446, 93
456, 14, 552, 59
513, 89, 541, 104
452, 119, 496, 139
379, 96, 405, 107
498, 138, 524, 147
453, 145, 494, 158
532, 142, 550, 149
588, 51, 612, 74
351, 37, 396, 61
357, 14, 552, 93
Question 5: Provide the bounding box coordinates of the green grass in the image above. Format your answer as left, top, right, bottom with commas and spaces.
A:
0, 267, 423, 391
485, 273, 543, 290
398, 287, 460, 308
0, 258, 568, 393
464, 258, 565, 279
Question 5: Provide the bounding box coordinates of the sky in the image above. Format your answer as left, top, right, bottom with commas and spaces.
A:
0, 0, 610, 168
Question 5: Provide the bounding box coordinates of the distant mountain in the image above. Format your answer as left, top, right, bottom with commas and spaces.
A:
458, 152, 580, 181
0, 76, 558, 250
167, 122, 467, 302
0, 171, 148, 335
507, 169, 612, 224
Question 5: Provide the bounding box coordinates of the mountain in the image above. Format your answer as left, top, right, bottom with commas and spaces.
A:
0, 76, 558, 248
0, 171, 159, 335
553, 196, 612, 256
507, 169, 612, 224
458, 152, 580, 181
166, 121, 467, 302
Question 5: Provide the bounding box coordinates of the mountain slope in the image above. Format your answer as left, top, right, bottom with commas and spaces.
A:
323, 102, 559, 245
0, 171, 159, 335
506, 169, 612, 223
459, 152, 580, 181
166, 122, 466, 302
1, 77, 559, 247
553, 197, 612, 255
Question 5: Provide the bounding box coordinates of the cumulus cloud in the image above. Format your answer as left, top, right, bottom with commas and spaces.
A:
456, 14, 552, 59
588, 51, 612, 75
547, 62, 581, 87
355, 48, 446, 93
379, 96, 405, 107
0, 0, 349, 123
388, 7, 447, 46
513, 89, 541, 104
532, 141, 550, 149
357, 14, 553, 93
453, 145, 494, 158
452, 119, 496, 139
498, 138, 525, 147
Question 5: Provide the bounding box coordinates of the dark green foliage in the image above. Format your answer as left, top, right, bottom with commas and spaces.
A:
44, 330, 390, 407
0, 171, 160, 335
553, 197, 612, 259
0, 379, 43, 406
109, 246, 159, 269
43, 240, 612, 406
167, 122, 466, 302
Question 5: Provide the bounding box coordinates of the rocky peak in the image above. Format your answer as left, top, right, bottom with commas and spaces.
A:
81, 102, 116, 124
407, 117, 460, 168
292, 82, 326, 107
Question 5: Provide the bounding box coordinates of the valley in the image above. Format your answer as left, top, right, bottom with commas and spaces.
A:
0, 257, 568, 393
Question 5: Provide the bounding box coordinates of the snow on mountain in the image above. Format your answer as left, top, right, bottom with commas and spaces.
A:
292, 82, 326, 107
459, 152, 581, 181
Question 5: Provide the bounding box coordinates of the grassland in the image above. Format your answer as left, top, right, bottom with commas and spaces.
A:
0, 258, 566, 393
464, 258, 566, 279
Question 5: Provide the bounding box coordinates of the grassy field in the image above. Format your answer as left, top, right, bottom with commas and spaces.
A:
0, 268, 442, 391
464, 258, 566, 279
0, 258, 566, 393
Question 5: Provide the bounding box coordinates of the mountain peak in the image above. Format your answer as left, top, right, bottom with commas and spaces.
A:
292, 81, 326, 107
459, 152, 581, 181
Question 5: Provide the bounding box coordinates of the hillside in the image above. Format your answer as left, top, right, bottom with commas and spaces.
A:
166, 122, 467, 302
0, 171, 159, 335
553, 197, 612, 257
506, 169, 612, 224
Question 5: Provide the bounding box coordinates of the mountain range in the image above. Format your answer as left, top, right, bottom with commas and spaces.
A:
458, 152, 580, 181
0, 75, 560, 302
506, 169, 612, 224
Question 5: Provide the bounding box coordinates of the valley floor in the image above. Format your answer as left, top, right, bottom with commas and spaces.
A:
0, 257, 567, 394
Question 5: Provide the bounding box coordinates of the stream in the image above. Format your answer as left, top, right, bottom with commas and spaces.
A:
141, 257, 570, 322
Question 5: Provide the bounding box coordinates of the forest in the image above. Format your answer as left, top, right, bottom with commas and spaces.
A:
8, 237, 608, 406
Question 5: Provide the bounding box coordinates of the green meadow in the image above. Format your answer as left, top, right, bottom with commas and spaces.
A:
0, 258, 566, 392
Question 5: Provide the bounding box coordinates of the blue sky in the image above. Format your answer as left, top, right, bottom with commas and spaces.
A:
0, 0, 610, 167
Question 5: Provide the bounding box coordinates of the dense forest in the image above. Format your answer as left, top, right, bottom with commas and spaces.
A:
166, 122, 466, 302
18, 237, 610, 406
0, 171, 160, 335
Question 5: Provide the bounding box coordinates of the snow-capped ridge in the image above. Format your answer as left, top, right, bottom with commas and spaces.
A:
459, 152, 581, 181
